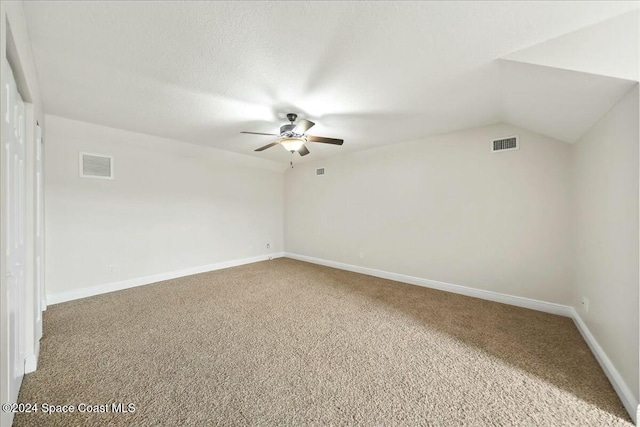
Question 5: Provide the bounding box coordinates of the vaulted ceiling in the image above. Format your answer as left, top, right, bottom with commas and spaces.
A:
24, 1, 639, 164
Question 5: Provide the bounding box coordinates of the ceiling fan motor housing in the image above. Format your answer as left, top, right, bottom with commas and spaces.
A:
280, 123, 297, 135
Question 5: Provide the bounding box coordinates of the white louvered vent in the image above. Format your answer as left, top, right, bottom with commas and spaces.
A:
79, 152, 114, 179
491, 136, 519, 153
316, 167, 325, 176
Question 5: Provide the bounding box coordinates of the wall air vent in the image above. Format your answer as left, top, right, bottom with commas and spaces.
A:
79, 152, 114, 179
316, 167, 325, 176
491, 136, 519, 153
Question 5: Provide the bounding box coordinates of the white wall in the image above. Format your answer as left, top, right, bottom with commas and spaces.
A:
44, 115, 284, 297
571, 85, 639, 405
285, 123, 572, 305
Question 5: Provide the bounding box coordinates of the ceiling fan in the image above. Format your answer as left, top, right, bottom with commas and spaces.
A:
241, 113, 343, 156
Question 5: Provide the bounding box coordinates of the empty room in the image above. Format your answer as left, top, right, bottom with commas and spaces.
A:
1, 1, 638, 426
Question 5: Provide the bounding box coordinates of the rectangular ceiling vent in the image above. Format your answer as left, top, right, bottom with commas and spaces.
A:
79, 152, 114, 179
491, 135, 519, 153
316, 167, 325, 176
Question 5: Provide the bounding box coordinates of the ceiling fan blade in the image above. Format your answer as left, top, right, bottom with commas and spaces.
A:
306, 135, 344, 145
298, 145, 310, 156
254, 142, 279, 152
293, 119, 315, 134
241, 131, 279, 136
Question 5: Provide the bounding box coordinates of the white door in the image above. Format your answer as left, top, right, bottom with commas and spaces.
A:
2, 57, 27, 404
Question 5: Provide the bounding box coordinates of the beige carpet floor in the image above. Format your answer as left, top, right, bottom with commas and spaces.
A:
14, 258, 632, 426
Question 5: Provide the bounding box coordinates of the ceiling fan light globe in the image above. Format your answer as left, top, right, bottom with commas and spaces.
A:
280, 137, 305, 152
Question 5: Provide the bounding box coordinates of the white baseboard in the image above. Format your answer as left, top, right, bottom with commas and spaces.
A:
24, 340, 39, 374
47, 253, 284, 305
284, 252, 637, 424
284, 252, 572, 317
570, 308, 638, 424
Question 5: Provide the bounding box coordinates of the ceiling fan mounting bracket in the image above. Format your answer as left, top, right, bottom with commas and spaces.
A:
286, 113, 298, 123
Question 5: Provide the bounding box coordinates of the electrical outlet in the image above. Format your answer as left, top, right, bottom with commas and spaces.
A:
582, 296, 589, 312
266, 243, 270, 249
107, 265, 115, 273
359, 252, 365, 260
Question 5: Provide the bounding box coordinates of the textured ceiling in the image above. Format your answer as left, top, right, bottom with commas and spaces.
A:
504, 11, 639, 82
24, 1, 639, 164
